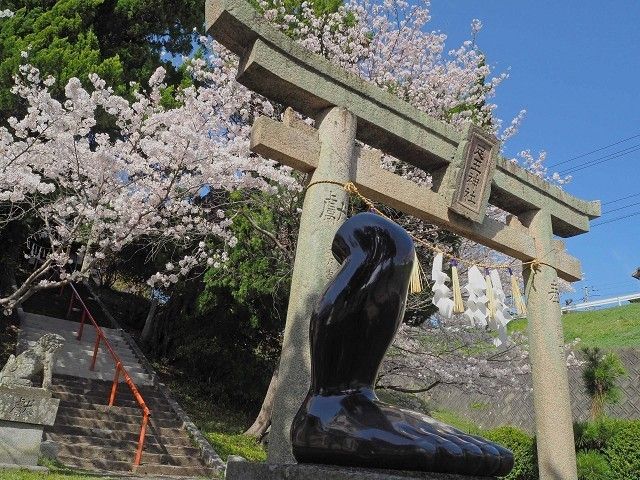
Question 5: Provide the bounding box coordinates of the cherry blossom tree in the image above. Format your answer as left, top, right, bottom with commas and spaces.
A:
0, 60, 297, 311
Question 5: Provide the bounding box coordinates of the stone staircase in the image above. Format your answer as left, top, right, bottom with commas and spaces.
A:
18, 311, 218, 477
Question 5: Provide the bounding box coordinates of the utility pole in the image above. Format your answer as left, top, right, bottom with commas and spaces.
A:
581, 285, 598, 307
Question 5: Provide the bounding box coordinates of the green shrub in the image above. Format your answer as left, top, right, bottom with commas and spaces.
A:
574, 417, 621, 451
576, 450, 612, 480
581, 347, 627, 419
484, 426, 538, 480
604, 419, 640, 480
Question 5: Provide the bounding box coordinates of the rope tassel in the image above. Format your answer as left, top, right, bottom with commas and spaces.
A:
509, 268, 528, 316
409, 251, 423, 294
450, 260, 465, 314
485, 268, 497, 319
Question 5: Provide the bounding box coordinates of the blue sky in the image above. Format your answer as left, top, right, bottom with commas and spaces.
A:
427, 0, 640, 302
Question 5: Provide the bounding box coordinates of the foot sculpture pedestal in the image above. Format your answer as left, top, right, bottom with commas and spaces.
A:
225, 457, 501, 480
227, 213, 513, 479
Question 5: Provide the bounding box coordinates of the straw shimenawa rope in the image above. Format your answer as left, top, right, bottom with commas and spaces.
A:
305, 180, 557, 273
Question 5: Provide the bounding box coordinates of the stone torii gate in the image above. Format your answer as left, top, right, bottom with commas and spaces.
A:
206, 1, 600, 478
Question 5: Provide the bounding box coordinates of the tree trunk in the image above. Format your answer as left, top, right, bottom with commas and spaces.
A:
140, 297, 160, 345
80, 222, 99, 275
0, 221, 27, 295
590, 387, 605, 420
245, 366, 279, 440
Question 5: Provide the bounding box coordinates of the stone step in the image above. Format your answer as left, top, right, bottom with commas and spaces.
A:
56, 404, 180, 426
52, 391, 162, 411
50, 365, 152, 385
44, 432, 201, 455
21, 310, 105, 327
53, 374, 150, 390
56, 454, 217, 477
50, 379, 162, 400
52, 413, 188, 438
53, 345, 139, 363
19, 336, 137, 362
57, 368, 153, 386
51, 383, 160, 400
20, 324, 131, 348
46, 357, 148, 379
19, 331, 138, 362
20, 312, 115, 335
54, 442, 206, 468
45, 424, 196, 448
54, 389, 167, 409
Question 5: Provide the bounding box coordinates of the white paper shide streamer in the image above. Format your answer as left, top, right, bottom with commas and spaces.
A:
463, 266, 488, 327
431, 253, 454, 319
488, 270, 512, 347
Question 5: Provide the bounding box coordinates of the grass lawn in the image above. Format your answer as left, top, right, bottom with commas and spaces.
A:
0, 460, 113, 479
0, 472, 94, 480
507, 303, 640, 349
431, 409, 484, 436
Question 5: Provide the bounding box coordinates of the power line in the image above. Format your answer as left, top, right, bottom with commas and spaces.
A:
596, 283, 635, 289
548, 132, 640, 168
592, 210, 640, 227
591, 280, 637, 288
597, 287, 637, 293
559, 143, 640, 175
602, 200, 640, 215
603, 191, 640, 205
596, 280, 638, 287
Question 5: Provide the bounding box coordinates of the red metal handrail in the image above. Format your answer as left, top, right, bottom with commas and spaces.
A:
65, 282, 150, 468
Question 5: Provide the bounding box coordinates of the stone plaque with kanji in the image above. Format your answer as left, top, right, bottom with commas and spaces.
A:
450, 128, 497, 223
0, 385, 59, 426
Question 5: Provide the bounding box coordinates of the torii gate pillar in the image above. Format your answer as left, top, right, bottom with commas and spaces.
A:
268, 107, 357, 462
522, 209, 578, 480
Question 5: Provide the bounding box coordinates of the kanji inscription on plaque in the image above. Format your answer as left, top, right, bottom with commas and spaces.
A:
0, 386, 59, 426
450, 128, 497, 223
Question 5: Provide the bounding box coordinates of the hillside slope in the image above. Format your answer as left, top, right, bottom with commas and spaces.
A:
508, 303, 640, 348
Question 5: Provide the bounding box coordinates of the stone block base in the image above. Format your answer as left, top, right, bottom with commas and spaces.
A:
0, 462, 48, 473
225, 457, 496, 480
0, 421, 44, 466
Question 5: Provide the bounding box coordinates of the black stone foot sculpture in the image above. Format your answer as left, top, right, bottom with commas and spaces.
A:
291, 212, 514, 477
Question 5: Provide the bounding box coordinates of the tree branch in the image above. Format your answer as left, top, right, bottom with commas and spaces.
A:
376, 380, 440, 394
241, 212, 292, 260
